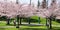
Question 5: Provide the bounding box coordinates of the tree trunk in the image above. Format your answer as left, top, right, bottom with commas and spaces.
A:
28, 17, 30, 24
16, 15, 19, 28
20, 18, 22, 25
13, 20, 16, 26
49, 19, 52, 29
38, 17, 40, 24
6, 18, 10, 25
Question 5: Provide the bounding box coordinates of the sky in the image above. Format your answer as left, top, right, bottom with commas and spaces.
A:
0, 0, 60, 6
9, 0, 60, 6
15, 0, 60, 6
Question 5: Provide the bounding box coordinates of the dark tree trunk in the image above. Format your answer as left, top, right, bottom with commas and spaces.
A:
16, 15, 20, 28
20, 18, 22, 25
28, 17, 30, 24
13, 20, 16, 26
6, 18, 10, 25
49, 16, 52, 29
46, 16, 52, 30
49, 19, 52, 29
46, 19, 47, 25
38, 17, 40, 24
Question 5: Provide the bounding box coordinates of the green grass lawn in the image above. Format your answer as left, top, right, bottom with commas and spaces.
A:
0, 21, 60, 30
0, 16, 60, 30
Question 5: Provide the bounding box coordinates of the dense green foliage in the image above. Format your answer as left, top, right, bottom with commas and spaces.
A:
23, 16, 40, 22
0, 16, 7, 21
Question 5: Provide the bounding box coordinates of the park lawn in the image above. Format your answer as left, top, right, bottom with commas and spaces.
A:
0, 26, 47, 30
0, 21, 6, 26
0, 21, 60, 30
0, 16, 60, 30
0, 25, 60, 30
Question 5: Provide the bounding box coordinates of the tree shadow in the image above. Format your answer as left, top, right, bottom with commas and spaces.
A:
52, 27, 60, 30
0, 28, 5, 30
6, 24, 14, 26
19, 28, 47, 30
19, 27, 60, 30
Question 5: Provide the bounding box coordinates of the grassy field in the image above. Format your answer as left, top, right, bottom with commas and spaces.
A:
0, 21, 60, 30
0, 16, 60, 30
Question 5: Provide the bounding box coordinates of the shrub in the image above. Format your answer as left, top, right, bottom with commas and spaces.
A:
56, 19, 60, 23
0, 16, 7, 21
22, 16, 41, 23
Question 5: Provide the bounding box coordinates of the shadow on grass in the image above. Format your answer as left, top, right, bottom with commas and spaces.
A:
6, 24, 60, 30
0, 27, 60, 30
18, 27, 60, 30
19, 28, 47, 30
0, 28, 5, 30
52, 27, 60, 30
6, 24, 14, 26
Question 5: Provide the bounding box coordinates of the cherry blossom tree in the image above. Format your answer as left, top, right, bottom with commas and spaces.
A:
0, 0, 59, 28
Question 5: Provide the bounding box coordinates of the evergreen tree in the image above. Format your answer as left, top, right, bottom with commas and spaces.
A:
30, 0, 31, 5
16, 0, 18, 4
37, 0, 40, 8
41, 0, 46, 8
